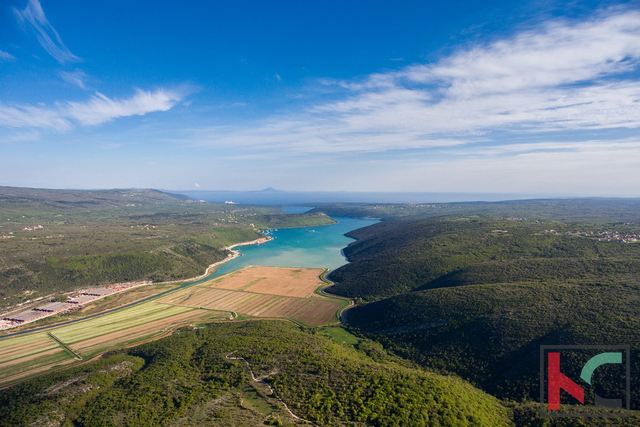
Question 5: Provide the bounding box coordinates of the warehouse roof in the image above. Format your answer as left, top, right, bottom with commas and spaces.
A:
35, 302, 73, 312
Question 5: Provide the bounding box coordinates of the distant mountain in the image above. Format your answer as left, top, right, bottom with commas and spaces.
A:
170, 189, 547, 205
0, 186, 195, 212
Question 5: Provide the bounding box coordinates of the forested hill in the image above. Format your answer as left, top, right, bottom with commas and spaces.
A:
329, 216, 640, 301
0, 186, 195, 214
0, 321, 513, 427
327, 215, 640, 411
313, 198, 640, 223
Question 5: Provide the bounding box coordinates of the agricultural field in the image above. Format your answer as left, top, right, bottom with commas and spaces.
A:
157, 266, 347, 325
0, 302, 227, 387
200, 266, 326, 297
0, 266, 348, 387
0, 332, 76, 385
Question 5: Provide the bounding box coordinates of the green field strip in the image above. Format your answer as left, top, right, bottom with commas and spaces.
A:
56, 304, 195, 345
47, 333, 82, 360
0, 333, 59, 364
51, 303, 195, 344
0, 349, 74, 382
73, 309, 220, 358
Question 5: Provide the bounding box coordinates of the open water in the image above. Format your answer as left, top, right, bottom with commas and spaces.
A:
212, 216, 378, 276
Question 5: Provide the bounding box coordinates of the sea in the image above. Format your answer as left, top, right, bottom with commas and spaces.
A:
212, 215, 379, 276
171, 189, 562, 205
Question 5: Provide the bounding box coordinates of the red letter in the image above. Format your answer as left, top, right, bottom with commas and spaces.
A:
548, 352, 584, 410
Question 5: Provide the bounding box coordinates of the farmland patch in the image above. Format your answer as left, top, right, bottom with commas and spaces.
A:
156, 266, 347, 325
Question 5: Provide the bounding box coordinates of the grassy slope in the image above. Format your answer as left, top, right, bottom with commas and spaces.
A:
0, 321, 512, 427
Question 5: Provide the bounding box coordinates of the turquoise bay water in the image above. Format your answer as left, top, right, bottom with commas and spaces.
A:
213, 217, 378, 277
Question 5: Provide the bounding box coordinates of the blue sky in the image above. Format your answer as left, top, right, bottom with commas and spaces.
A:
1, 0, 640, 196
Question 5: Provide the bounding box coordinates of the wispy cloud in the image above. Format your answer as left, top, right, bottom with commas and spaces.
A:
392, 137, 640, 195
0, 50, 15, 61
0, 89, 183, 130
14, 0, 80, 63
65, 89, 182, 125
0, 103, 73, 131
188, 8, 640, 155
59, 70, 87, 89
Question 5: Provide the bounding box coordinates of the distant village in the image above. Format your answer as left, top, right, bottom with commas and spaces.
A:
545, 229, 640, 243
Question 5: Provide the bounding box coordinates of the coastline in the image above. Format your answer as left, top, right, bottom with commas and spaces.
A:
154, 236, 273, 285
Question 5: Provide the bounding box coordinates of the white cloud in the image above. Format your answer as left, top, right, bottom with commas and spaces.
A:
0, 89, 183, 130
59, 70, 87, 89
392, 138, 640, 195
0, 103, 72, 131
14, 0, 80, 63
0, 50, 15, 60
188, 8, 640, 155
65, 89, 182, 125
403, 11, 640, 96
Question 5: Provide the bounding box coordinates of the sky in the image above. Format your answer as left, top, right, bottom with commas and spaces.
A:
1, 0, 640, 196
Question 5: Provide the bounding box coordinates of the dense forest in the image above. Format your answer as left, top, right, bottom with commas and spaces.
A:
312, 199, 640, 224
329, 216, 640, 301
325, 215, 640, 414
0, 321, 513, 427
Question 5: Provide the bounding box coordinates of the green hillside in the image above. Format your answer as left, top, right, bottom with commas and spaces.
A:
0, 321, 512, 427
329, 216, 640, 301
313, 198, 640, 223
326, 216, 640, 411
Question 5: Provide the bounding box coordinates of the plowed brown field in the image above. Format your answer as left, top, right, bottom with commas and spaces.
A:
156, 266, 347, 325
199, 266, 326, 298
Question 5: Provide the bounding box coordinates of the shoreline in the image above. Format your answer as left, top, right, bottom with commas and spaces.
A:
155, 236, 273, 285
